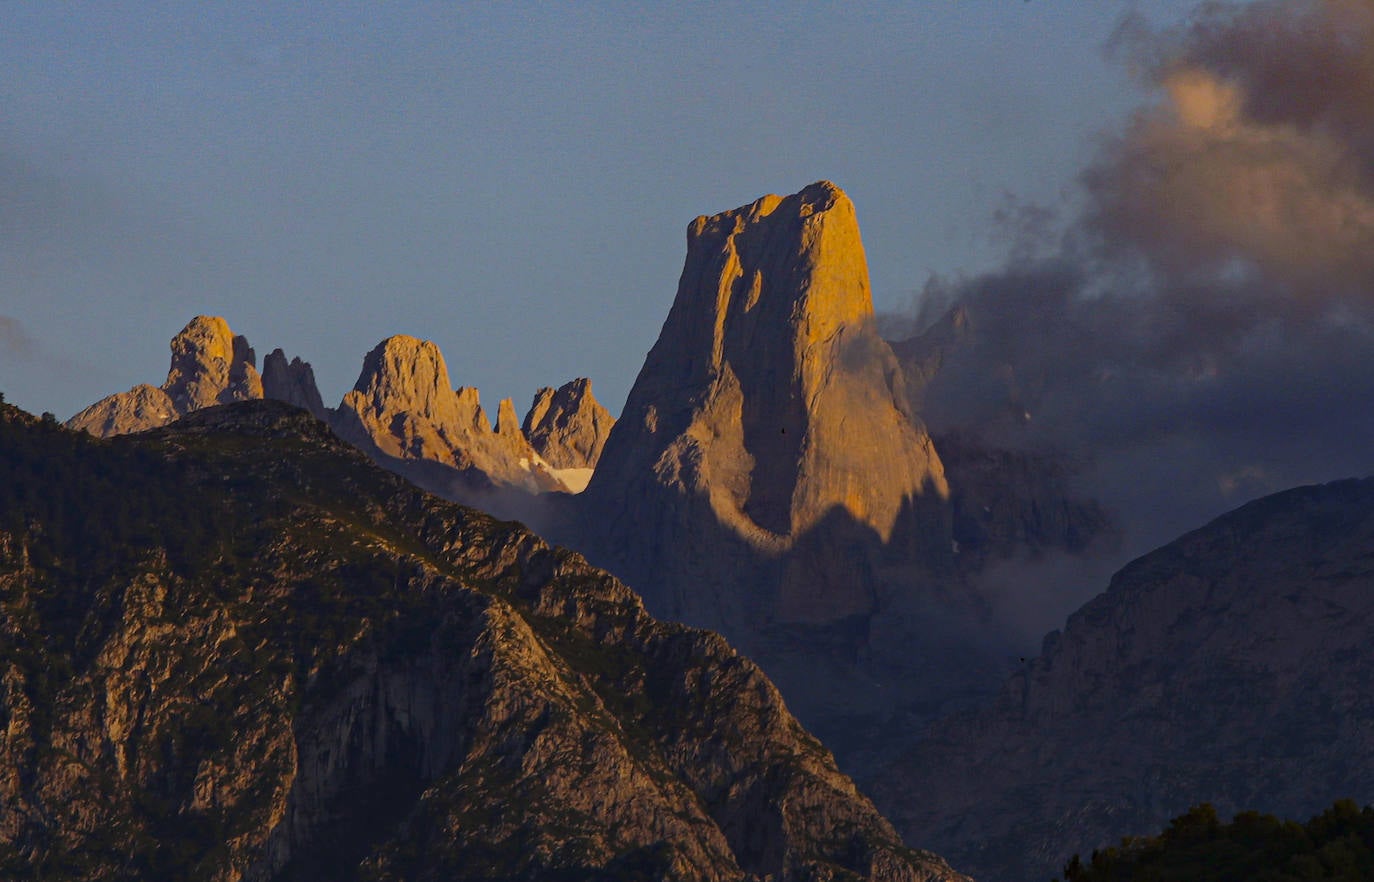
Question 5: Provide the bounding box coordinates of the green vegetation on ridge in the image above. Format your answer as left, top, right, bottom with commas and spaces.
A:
1059, 800, 1374, 882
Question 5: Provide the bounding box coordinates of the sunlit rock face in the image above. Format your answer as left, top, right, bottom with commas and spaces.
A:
522, 377, 615, 471
587, 180, 946, 555
67, 316, 269, 436
65, 320, 576, 506
578, 182, 952, 625
331, 334, 567, 497
163, 315, 262, 413
562, 183, 990, 756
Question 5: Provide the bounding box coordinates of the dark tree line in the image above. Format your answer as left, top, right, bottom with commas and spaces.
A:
1060, 800, 1374, 882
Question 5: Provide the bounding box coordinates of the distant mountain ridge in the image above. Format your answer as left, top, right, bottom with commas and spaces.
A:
68, 316, 265, 436
67, 319, 615, 508
874, 477, 1374, 882
44, 179, 1374, 882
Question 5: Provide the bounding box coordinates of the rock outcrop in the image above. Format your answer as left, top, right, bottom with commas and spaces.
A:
163, 315, 263, 412
522, 378, 615, 471
584, 180, 946, 555
562, 183, 1000, 764
332, 335, 567, 499
63, 382, 177, 437
875, 477, 1374, 882
68, 316, 267, 436
0, 398, 969, 882
65, 321, 594, 506
262, 348, 326, 419
575, 181, 950, 606
888, 305, 971, 415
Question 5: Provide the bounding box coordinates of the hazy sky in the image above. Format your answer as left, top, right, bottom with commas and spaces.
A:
2, 2, 1204, 419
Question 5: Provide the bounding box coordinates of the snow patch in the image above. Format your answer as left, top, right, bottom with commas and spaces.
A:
549, 466, 594, 494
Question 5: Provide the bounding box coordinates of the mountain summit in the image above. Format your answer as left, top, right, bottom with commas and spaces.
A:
332, 335, 566, 496
587, 180, 945, 554
68, 316, 273, 436
562, 183, 980, 749
522, 378, 614, 472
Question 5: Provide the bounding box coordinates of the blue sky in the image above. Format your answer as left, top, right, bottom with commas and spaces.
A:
2, 2, 1204, 419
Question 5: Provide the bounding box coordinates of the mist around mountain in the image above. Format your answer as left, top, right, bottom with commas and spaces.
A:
0, 398, 965, 882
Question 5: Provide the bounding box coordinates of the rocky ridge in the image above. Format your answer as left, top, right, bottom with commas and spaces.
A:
874, 477, 1374, 882
261, 348, 326, 419
59, 184, 1115, 788
0, 399, 968, 882
68, 316, 272, 436
332, 334, 567, 499
67, 321, 597, 503
522, 377, 615, 472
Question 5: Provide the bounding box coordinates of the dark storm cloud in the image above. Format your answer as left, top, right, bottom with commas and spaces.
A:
894, 0, 1374, 595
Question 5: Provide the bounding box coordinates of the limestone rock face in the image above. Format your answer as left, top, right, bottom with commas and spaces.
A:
876, 478, 1374, 882
587, 180, 945, 553
522, 378, 615, 470
65, 383, 177, 437
493, 396, 521, 437
163, 315, 263, 412
0, 400, 970, 882
261, 348, 326, 419
67, 316, 265, 436
572, 183, 952, 634
332, 335, 566, 498
561, 184, 989, 762
336, 336, 463, 461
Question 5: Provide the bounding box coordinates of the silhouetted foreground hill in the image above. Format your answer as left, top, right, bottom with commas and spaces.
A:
0, 400, 964, 882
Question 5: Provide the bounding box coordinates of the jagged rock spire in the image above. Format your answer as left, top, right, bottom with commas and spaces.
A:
522, 378, 615, 470
587, 180, 946, 548
68, 315, 267, 436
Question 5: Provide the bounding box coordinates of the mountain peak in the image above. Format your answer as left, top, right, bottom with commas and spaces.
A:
67, 315, 267, 436
591, 180, 943, 547
261, 348, 326, 419
335, 335, 566, 497
164, 315, 262, 412
338, 335, 463, 463
523, 378, 615, 470
351, 335, 453, 418
683, 179, 870, 356
494, 397, 521, 436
